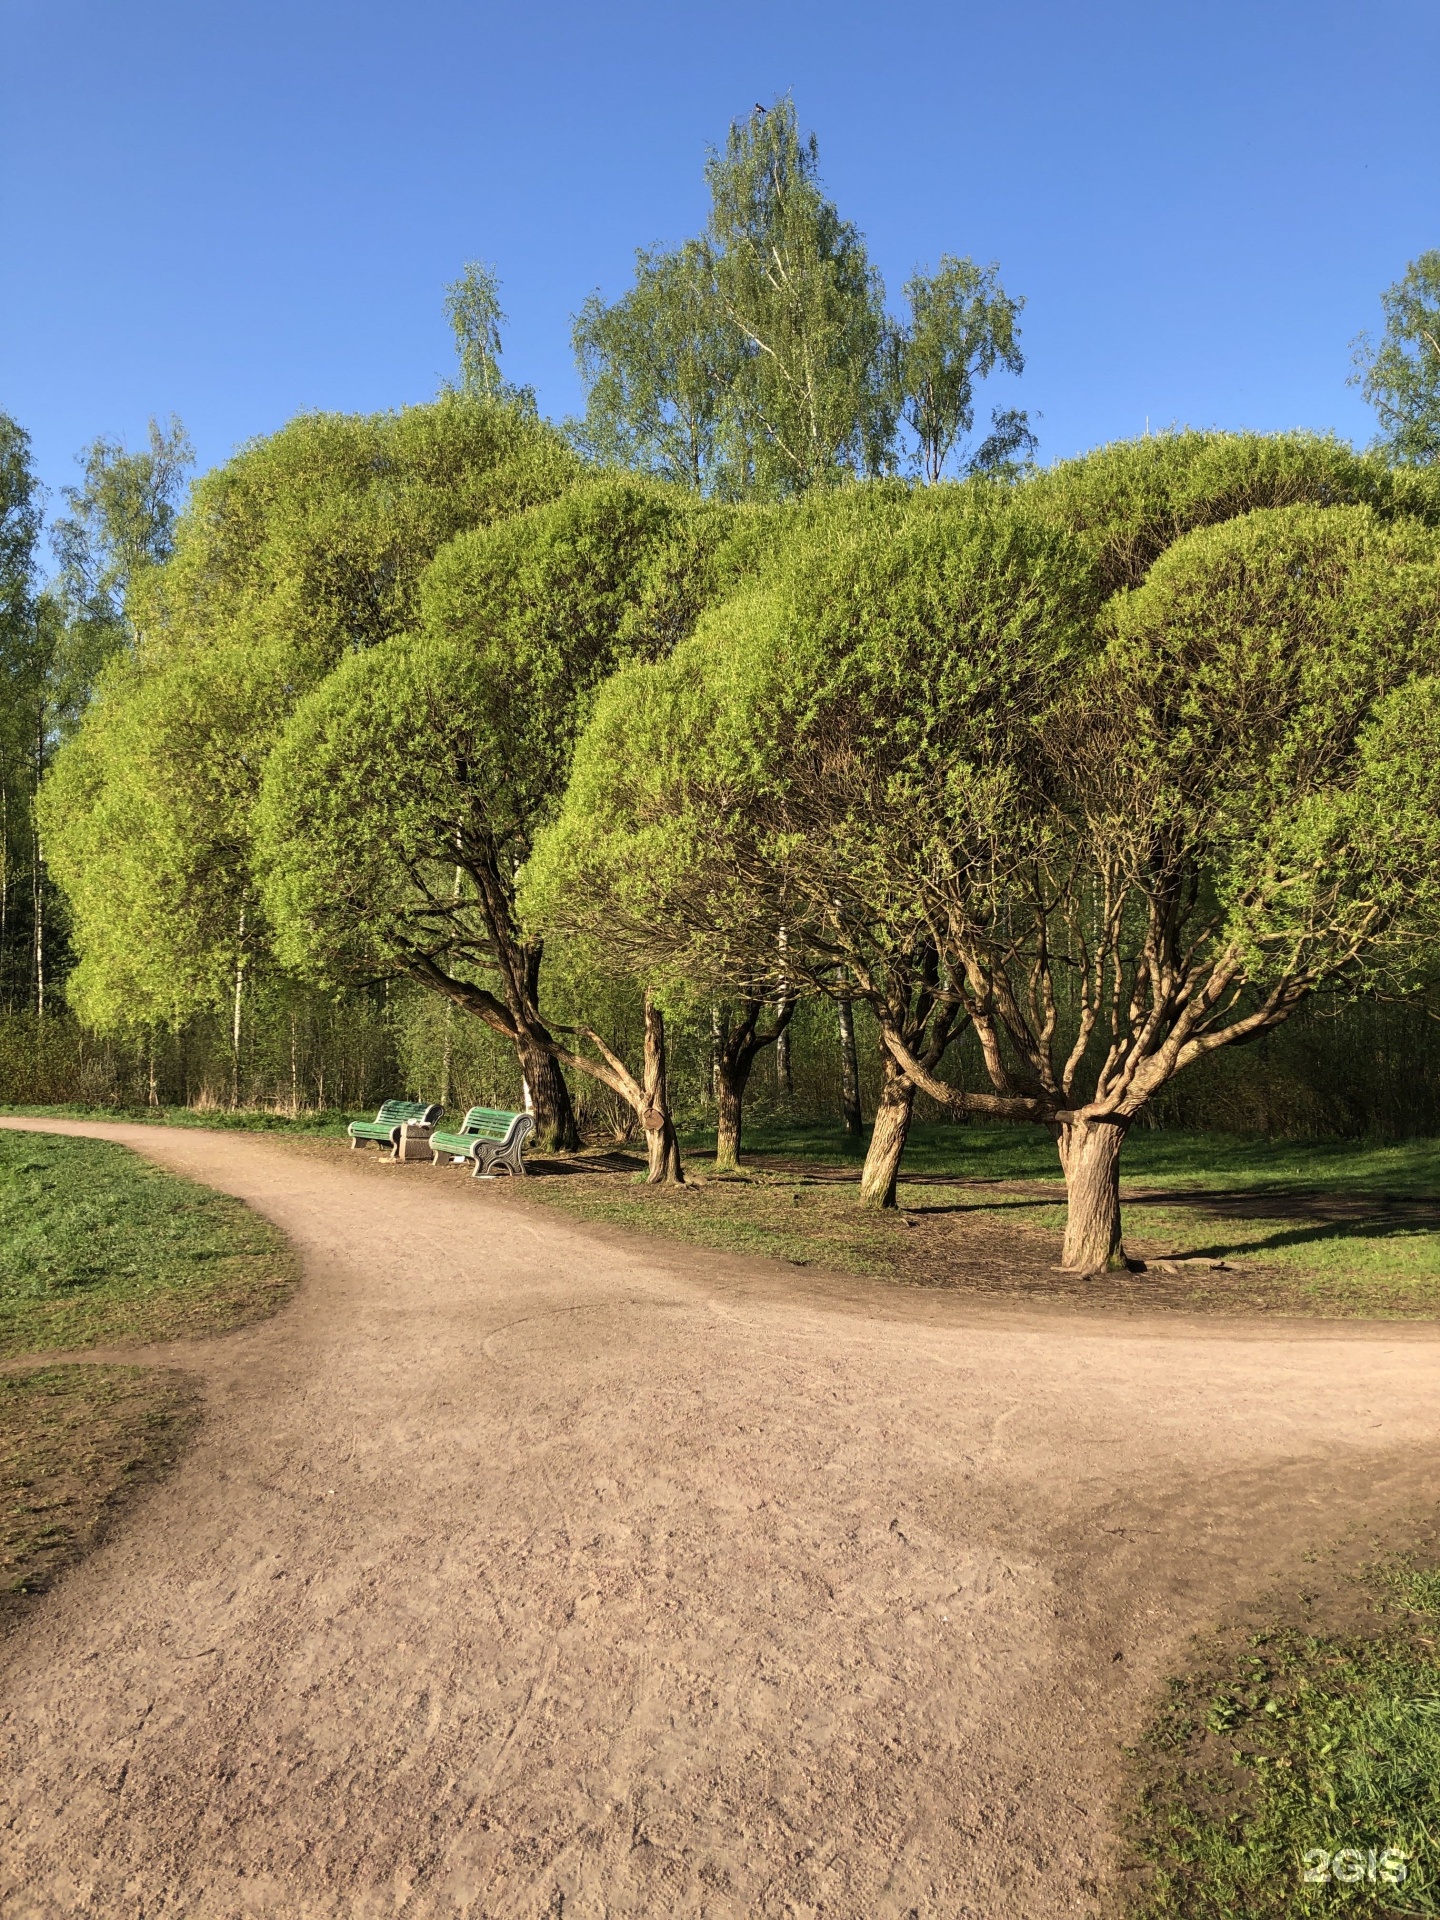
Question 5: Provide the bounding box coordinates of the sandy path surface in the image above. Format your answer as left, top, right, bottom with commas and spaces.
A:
2, 1118, 1439, 1919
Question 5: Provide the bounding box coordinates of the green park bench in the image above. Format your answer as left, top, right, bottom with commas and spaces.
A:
430, 1106, 535, 1178
347, 1100, 443, 1158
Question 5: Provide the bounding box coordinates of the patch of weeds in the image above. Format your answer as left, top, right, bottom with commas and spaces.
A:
0, 1363, 199, 1626
1124, 1561, 1440, 1916
507, 1162, 910, 1277
0, 1129, 298, 1356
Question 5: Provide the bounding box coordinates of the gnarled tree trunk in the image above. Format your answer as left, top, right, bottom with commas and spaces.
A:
715, 1070, 744, 1171
859, 1049, 915, 1209
642, 991, 683, 1184
837, 994, 862, 1138
1055, 1117, 1129, 1272
516, 1030, 580, 1152
711, 997, 795, 1172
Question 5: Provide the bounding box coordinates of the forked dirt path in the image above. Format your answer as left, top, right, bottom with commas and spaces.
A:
3, 1118, 1440, 1920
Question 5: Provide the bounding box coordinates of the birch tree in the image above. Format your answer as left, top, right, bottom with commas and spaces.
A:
1352, 251, 1440, 467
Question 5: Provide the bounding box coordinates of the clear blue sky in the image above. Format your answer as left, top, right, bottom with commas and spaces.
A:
3, 0, 1437, 515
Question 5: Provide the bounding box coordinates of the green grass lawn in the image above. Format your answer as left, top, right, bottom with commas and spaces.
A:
0, 1128, 298, 1357
500, 1119, 1440, 1317
1127, 1560, 1440, 1917
0, 1127, 298, 1626
0, 1101, 350, 1135
724, 1115, 1440, 1195
7, 1106, 1440, 1314
750, 1120, 1440, 1301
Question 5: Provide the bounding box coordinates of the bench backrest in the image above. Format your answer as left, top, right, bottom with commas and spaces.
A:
375, 1100, 441, 1125
456, 1106, 525, 1141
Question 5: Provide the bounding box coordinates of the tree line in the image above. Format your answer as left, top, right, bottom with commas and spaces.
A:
6, 99, 1440, 1271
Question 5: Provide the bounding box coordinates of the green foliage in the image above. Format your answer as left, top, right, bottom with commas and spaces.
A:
573, 99, 1028, 497
528, 438, 1440, 1247
706, 98, 891, 493
41, 396, 578, 1032
0, 412, 57, 1015
1093, 506, 1440, 1003
445, 261, 535, 410
47, 416, 194, 726
0, 412, 197, 1022
1026, 428, 1417, 592
256, 478, 742, 997
521, 477, 1094, 996
0, 413, 41, 646
41, 647, 267, 1028
0, 1129, 295, 1356
1151, 992, 1440, 1139
892, 256, 1032, 482
1352, 250, 1440, 467
573, 240, 735, 489
131, 392, 577, 682
527, 433, 1430, 1010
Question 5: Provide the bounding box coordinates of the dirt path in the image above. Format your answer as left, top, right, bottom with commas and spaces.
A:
2, 1118, 1440, 1920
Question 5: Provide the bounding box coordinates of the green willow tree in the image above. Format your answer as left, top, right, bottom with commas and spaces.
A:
523, 434, 1440, 1230
42, 397, 576, 1083
887, 504, 1440, 1270
517, 481, 1075, 1205
254, 479, 748, 1170
1352, 251, 1440, 466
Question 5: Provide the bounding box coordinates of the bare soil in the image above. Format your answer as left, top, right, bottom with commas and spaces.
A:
0, 1365, 199, 1627
2, 1119, 1440, 1919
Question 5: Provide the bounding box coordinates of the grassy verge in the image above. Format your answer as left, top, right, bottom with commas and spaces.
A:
8, 1107, 1440, 1314
0, 1129, 298, 1628
508, 1157, 911, 1275
0, 1364, 199, 1627
494, 1120, 1440, 1317
0, 1128, 299, 1357
0, 1101, 349, 1135
1125, 1557, 1440, 1917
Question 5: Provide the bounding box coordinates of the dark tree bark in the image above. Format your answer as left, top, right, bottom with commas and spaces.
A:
715, 1072, 744, 1171
837, 994, 862, 1137
712, 998, 796, 1170
516, 1027, 580, 1153
510, 940, 581, 1151
856, 949, 965, 1209
416, 958, 682, 1181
